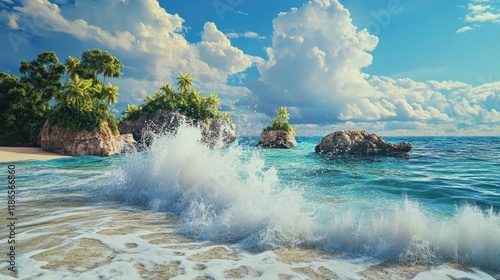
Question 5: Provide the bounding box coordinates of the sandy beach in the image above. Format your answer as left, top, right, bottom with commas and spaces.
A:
1, 199, 493, 280
0, 147, 70, 162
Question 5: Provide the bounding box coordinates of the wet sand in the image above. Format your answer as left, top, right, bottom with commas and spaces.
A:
0, 147, 70, 162
1, 200, 497, 280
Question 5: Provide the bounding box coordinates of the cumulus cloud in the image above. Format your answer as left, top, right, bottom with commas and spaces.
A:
0, 0, 260, 118
1, 0, 498, 135
242, 0, 499, 134
459, 0, 500, 30
241, 0, 380, 124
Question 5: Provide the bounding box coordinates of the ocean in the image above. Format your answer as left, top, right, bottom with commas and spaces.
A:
2, 126, 500, 279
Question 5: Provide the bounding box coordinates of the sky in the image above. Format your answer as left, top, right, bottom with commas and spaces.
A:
0, 0, 499, 136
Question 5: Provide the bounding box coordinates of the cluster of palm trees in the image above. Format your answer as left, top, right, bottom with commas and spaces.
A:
123, 73, 232, 124
266, 106, 295, 134
51, 49, 123, 132
56, 54, 120, 113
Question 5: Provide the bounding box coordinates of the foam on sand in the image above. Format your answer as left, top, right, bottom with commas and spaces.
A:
102, 126, 500, 274
1, 177, 497, 279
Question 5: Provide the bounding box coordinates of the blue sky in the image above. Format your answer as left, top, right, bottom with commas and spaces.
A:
0, 0, 499, 135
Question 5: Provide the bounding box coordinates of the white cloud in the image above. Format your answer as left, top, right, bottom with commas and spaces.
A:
0, 0, 260, 117
1, 0, 498, 136
456, 26, 474, 33
242, 0, 500, 135
226, 31, 265, 39
460, 1, 500, 30
243, 0, 380, 123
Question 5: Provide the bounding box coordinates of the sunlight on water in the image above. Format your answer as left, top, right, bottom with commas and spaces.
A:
99, 126, 500, 271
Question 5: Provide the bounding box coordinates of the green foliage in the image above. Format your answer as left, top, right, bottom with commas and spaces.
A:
19, 51, 65, 102
0, 49, 123, 146
0, 73, 47, 145
264, 106, 295, 135
65, 55, 80, 81
77, 49, 123, 82
121, 74, 233, 125
48, 48, 122, 133
276, 106, 290, 123
0, 51, 65, 145
48, 104, 119, 133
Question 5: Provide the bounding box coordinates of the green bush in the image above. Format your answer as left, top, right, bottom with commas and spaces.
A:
264, 107, 295, 135
121, 74, 233, 125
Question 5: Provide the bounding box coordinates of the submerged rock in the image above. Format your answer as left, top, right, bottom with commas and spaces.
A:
40, 120, 136, 156
119, 109, 237, 148
315, 130, 411, 156
256, 129, 297, 149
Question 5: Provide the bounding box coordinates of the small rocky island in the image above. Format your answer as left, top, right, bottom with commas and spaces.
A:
120, 109, 236, 148
257, 107, 297, 149
119, 73, 236, 150
40, 120, 135, 156
315, 130, 411, 157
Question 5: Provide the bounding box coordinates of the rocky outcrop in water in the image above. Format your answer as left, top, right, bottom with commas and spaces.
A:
256, 130, 297, 149
119, 109, 237, 148
315, 130, 411, 156
40, 120, 136, 156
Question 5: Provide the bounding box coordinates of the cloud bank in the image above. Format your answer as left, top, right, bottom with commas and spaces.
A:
0, 0, 498, 135
0, 0, 258, 105
241, 0, 499, 135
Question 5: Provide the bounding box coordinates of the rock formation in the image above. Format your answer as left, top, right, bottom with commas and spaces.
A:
40, 120, 136, 156
315, 130, 411, 156
119, 109, 237, 148
256, 130, 297, 149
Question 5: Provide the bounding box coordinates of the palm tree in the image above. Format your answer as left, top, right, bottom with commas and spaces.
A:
64, 55, 80, 82
101, 84, 119, 106
122, 104, 138, 119
103, 58, 123, 84
64, 74, 93, 112
160, 83, 175, 99
206, 93, 220, 112
276, 106, 290, 123
177, 72, 193, 97
91, 83, 104, 99
55, 91, 70, 112
189, 89, 201, 105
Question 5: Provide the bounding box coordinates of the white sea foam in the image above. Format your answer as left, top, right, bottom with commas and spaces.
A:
103, 126, 500, 272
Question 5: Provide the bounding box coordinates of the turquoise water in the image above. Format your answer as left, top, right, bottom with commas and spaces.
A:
241, 136, 500, 214
12, 128, 500, 271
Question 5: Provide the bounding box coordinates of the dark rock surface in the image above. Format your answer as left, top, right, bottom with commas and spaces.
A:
119, 109, 237, 148
315, 130, 411, 156
256, 130, 297, 149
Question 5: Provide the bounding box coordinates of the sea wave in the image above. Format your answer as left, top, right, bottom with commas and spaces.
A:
102, 126, 500, 271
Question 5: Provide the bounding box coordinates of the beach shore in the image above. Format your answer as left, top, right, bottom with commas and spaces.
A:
0, 146, 70, 162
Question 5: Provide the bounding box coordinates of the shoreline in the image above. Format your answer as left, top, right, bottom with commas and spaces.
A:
2, 200, 495, 280
0, 146, 70, 162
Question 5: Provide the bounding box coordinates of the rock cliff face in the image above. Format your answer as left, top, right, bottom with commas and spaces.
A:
256, 130, 297, 149
40, 120, 136, 156
315, 130, 411, 156
119, 109, 237, 148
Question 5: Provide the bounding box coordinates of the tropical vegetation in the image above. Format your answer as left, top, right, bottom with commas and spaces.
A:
0, 49, 123, 146
122, 72, 233, 125
264, 106, 295, 134
0, 52, 65, 145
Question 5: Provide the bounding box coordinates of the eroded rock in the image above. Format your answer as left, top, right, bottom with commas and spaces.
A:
40, 120, 135, 156
315, 130, 411, 156
119, 109, 237, 148
256, 130, 297, 149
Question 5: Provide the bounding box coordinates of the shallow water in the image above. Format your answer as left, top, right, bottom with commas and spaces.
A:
1, 127, 499, 279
